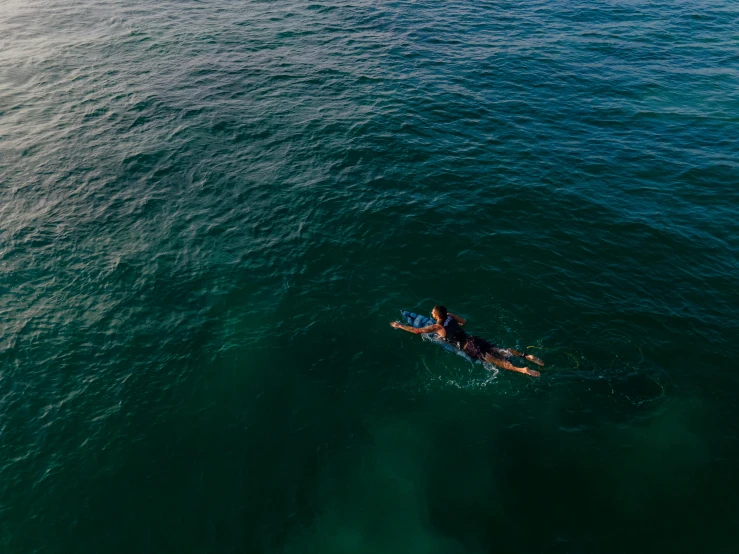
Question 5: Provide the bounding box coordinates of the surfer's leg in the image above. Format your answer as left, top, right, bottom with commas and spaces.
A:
501, 348, 545, 367
485, 353, 540, 377
466, 336, 539, 376
492, 347, 515, 359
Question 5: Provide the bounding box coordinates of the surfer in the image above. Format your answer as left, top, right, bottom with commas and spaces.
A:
390, 305, 543, 377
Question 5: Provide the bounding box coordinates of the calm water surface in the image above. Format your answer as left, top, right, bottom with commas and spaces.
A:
1, 0, 738, 552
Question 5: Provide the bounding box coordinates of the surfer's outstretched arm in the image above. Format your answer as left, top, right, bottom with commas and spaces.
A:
449, 313, 466, 326
390, 322, 441, 335
484, 353, 540, 377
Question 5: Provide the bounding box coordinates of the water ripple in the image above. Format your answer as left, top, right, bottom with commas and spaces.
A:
1, 0, 738, 551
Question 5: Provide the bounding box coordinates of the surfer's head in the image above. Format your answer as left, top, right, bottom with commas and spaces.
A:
432, 305, 447, 322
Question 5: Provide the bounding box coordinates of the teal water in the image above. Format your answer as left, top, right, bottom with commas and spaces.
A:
2, 0, 739, 552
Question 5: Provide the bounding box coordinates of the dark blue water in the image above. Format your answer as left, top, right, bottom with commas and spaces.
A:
2, 0, 738, 552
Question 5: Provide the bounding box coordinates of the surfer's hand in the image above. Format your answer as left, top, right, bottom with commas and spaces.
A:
390, 321, 402, 329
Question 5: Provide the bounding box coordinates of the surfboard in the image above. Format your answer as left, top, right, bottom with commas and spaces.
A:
400, 310, 477, 363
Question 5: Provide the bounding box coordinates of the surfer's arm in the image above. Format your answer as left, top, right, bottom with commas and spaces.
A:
390, 322, 441, 335
449, 313, 466, 326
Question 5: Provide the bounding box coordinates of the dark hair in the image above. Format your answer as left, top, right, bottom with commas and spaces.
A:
433, 305, 447, 320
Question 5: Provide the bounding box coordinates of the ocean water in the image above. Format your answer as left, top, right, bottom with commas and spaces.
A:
2, 0, 738, 552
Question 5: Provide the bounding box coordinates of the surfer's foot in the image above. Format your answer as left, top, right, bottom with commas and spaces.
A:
525, 354, 544, 367
526, 368, 540, 377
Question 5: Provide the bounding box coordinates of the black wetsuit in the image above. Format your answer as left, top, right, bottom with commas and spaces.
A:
442, 315, 497, 362
441, 315, 468, 349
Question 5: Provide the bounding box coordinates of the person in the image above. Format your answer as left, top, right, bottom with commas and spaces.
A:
390, 305, 543, 377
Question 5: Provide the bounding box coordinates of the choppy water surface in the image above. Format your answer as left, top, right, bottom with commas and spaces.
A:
2, 0, 738, 552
